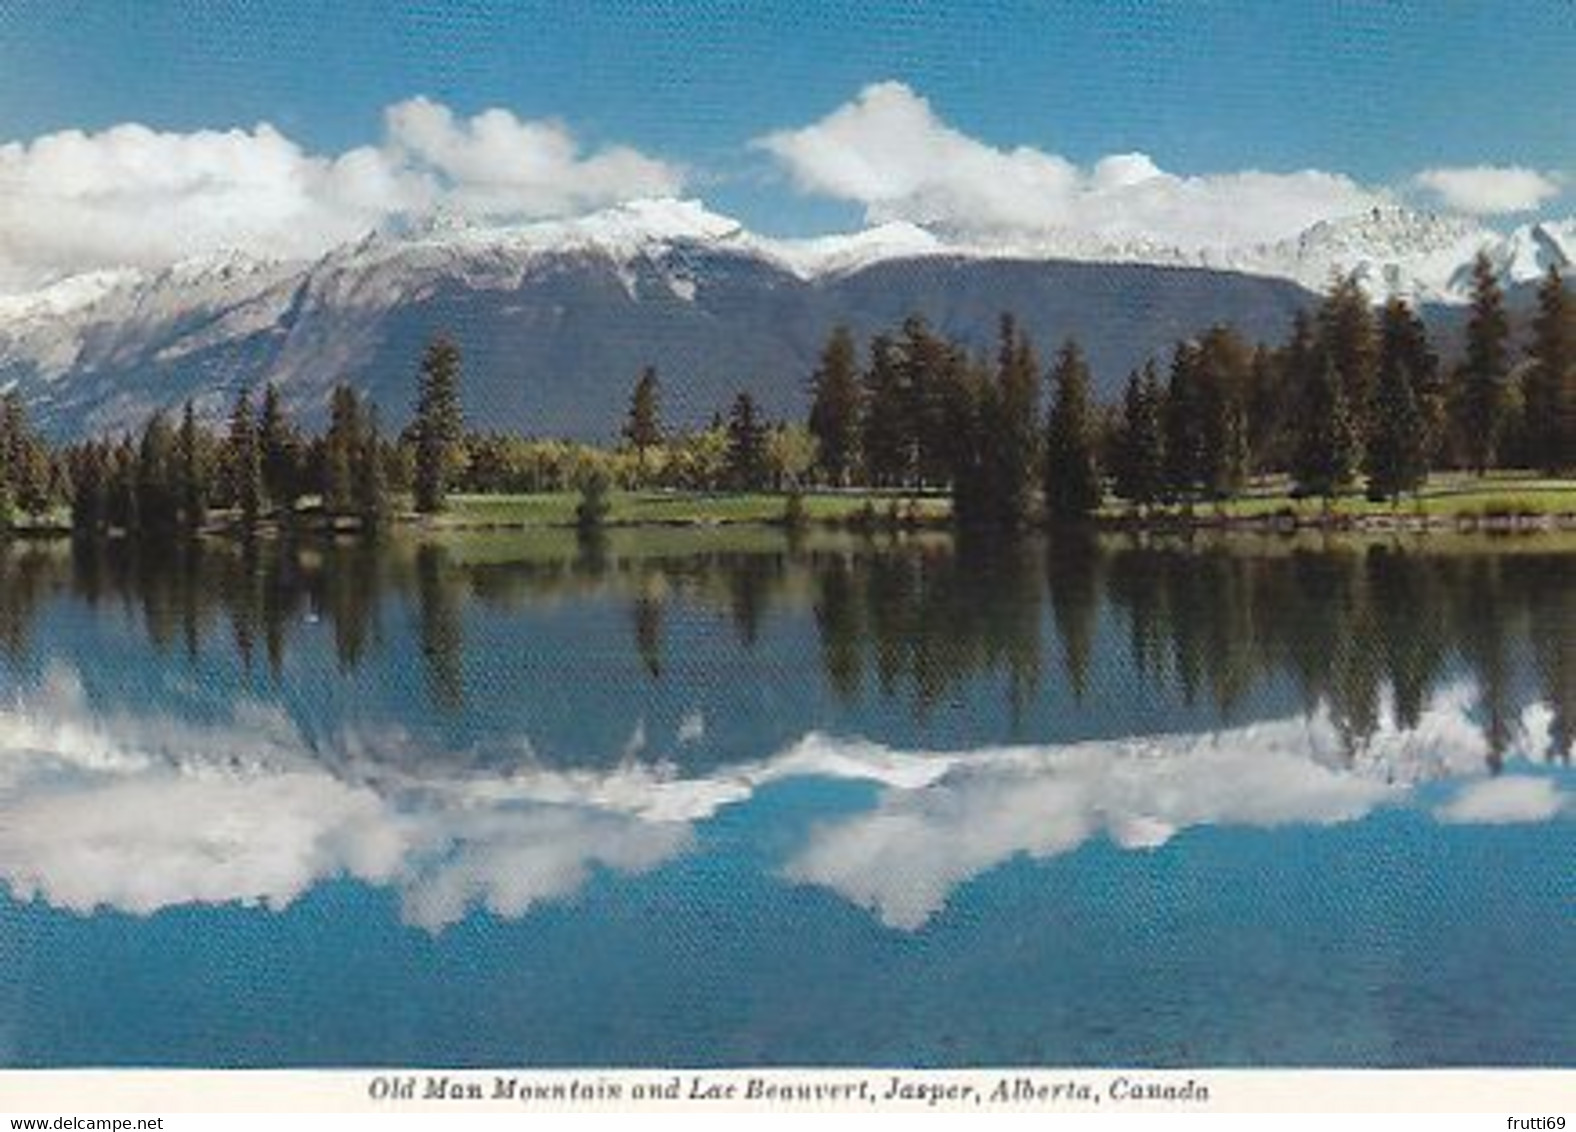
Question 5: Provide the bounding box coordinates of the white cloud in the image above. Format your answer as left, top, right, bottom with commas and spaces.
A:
756, 81, 1387, 251
0, 99, 684, 293
1414, 165, 1561, 215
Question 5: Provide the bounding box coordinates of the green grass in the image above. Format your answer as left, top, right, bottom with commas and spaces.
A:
1098, 474, 1576, 522
432, 490, 953, 529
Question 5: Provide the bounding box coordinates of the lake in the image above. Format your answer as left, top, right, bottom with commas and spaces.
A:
0, 528, 1571, 1067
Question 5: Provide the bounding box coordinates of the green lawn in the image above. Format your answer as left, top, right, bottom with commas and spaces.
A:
432, 490, 953, 528
1099, 474, 1576, 522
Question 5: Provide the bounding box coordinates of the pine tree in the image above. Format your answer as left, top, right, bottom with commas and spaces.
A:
323, 384, 364, 517
1526, 264, 1574, 474
413, 334, 464, 513
1316, 273, 1378, 450
1365, 351, 1427, 503
989, 313, 1042, 528
136, 411, 178, 536
0, 392, 50, 518
70, 442, 108, 538
1194, 325, 1252, 500
1456, 252, 1511, 474
226, 391, 262, 531
259, 383, 302, 515
1043, 338, 1102, 524
807, 326, 864, 486
356, 404, 392, 533
623, 366, 664, 473
176, 400, 207, 534
1374, 295, 1443, 468
1113, 363, 1166, 509
860, 333, 907, 487
725, 392, 768, 491
1293, 354, 1359, 504
1163, 340, 1205, 504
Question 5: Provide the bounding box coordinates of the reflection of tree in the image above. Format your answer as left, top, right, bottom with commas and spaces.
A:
415, 543, 465, 712
0, 542, 58, 662
1524, 555, 1575, 764
813, 552, 864, 702
1045, 533, 1100, 703
632, 570, 665, 680
1451, 557, 1518, 773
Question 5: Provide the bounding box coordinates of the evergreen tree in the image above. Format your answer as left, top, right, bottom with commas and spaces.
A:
70, 442, 108, 538
323, 384, 364, 517
1375, 295, 1444, 467
176, 400, 207, 534
724, 392, 769, 491
807, 326, 864, 485
1456, 252, 1511, 474
0, 392, 50, 518
1526, 264, 1574, 474
259, 383, 302, 515
1292, 354, 1359, 504
1194, 325, 1252, 500
1042, 338, 1102, 523
860, 333, 907, 486
1245, 344, 1288, 474
413, 334, 464, 513
226, 391, 263, 531
1316, 273, 1378, 449
988, 313, 1042, 527
356, 404, 392, 533
623, 366, 664, 471
136, 411, 178, 536
1113, 363, 1166, 509
1365, 350, 1427, 503
1163, 341, 1205, 504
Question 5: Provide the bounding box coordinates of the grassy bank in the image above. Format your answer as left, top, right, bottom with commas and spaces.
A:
428, 489, 953, 529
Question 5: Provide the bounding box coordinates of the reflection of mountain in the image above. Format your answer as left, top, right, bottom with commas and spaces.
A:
1, 665, 1567, 930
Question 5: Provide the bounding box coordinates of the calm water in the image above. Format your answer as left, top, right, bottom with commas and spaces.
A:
0, 529, 1571, 1067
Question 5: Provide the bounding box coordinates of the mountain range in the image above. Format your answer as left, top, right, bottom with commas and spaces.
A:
2, 198, 1571, 439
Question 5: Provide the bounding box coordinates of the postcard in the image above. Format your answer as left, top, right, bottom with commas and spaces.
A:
0, 1, 1571, 1119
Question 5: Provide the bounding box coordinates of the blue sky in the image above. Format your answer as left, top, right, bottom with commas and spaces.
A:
0, 1, 1572, 288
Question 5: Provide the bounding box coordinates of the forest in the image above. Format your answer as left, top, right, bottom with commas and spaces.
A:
0, 252, 1571, 539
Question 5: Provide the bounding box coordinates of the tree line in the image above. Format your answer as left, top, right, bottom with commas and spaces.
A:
0, 252, 1570, 539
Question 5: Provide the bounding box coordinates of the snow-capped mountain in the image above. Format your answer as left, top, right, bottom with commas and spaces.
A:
0, 198, 1569, 438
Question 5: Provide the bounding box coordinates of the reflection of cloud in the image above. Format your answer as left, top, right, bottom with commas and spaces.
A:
781, 689, 1571, 930
1436, 778, 1566, 825
0, 668, 1566, 931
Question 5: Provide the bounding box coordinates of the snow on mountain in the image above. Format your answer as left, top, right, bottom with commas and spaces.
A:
2, 196, 1574, 436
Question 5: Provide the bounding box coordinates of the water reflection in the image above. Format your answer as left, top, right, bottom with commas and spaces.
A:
0, 530, 1572, 930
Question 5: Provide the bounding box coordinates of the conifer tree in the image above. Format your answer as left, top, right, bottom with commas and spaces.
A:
260, 383, 302, 515
70, 442, 108, 538
413, 334, 464, 513
356, 404, 391, 533
1526, 264, 1574, 474
1456, 252, 1511, 474
1365, 351, 1427, 503
323, 384, 364, 517
1163, 341, 1205, 504
1293, 354, 1359, 505
1194, 325, 1252, 500
623, 366, 664, 473
725, 392, 768, 491
1374, 295, 1443, 467
176, 400, 207, 534
989, 313, 1042, 527
860, 333, 907, 487
1043, 338, 1102, 524
1113, 363, 1166, 509
0, 392, 50, 518
807, 326, 864, 486
1316, 273, 1378, 449
136, 411, 178, 536
226, 391, 263, 531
